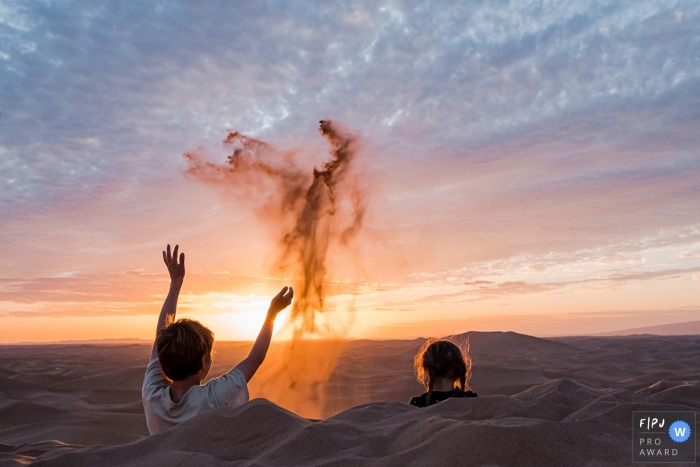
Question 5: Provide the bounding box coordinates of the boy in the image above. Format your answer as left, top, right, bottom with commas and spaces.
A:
142, 244, 293, 435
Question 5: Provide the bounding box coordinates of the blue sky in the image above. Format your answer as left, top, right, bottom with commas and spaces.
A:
1, 0, 699, 340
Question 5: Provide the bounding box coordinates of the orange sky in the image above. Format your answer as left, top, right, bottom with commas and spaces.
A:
2, 137, 700, 343
2, 2, 700, 343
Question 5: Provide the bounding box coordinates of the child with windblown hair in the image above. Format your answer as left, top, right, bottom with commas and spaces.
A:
409, 339, 477, 407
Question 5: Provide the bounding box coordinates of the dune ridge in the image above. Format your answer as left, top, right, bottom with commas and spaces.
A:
1, 333, 699, 466
4, 379, 699, 466
592, 319, 700, 336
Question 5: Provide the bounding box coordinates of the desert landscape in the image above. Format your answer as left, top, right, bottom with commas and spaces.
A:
4, 0, 700, 466
1, 331, 698, 466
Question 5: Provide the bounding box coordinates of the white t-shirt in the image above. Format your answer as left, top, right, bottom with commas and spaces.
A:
142, 358, 249, 435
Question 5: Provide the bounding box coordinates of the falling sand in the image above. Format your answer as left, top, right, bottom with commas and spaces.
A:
184, 120, 368, 417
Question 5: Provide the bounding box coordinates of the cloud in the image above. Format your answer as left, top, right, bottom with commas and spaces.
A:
679, 250, 700, 258
1, 0, 699, 331
0, 268, 373, 317
0, 270, 251, 315
2, 0, 698, 216
411, 266, 700, 303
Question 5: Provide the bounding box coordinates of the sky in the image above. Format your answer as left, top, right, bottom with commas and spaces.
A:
1, 0, 699, 343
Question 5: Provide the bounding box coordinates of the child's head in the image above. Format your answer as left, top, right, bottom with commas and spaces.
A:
414, 338, 472, 392
156, 319, 214, 382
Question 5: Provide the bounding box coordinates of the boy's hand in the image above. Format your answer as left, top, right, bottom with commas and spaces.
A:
267, 286, 294, 318
237, 285, 294, 382
162, 244, 185, 283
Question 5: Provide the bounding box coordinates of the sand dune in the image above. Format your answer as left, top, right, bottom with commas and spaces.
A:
0, 333, 698, 466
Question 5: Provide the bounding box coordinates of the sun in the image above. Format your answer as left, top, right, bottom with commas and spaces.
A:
182, 293, 291, 341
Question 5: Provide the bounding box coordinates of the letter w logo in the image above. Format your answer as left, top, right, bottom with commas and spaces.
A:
674, 427, 687, 437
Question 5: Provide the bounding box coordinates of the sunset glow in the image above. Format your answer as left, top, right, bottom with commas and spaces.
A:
1, 1, 699, 343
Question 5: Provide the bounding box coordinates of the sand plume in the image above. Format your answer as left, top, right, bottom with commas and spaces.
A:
184, 121, 367, 417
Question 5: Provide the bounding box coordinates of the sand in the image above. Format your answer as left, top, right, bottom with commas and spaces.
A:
0, 332, 698, 466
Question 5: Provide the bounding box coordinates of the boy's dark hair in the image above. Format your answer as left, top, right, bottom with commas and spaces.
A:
414, 338, 472, 393
156, 319, 214, 381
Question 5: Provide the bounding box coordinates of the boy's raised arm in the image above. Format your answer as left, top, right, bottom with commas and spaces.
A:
150, 244, 185, 360
235, 286, 294, 382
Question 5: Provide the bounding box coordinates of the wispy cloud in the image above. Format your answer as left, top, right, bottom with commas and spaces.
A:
2, 0, 698, 214
1, 0, 699, 337
412, 266, 700, 304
